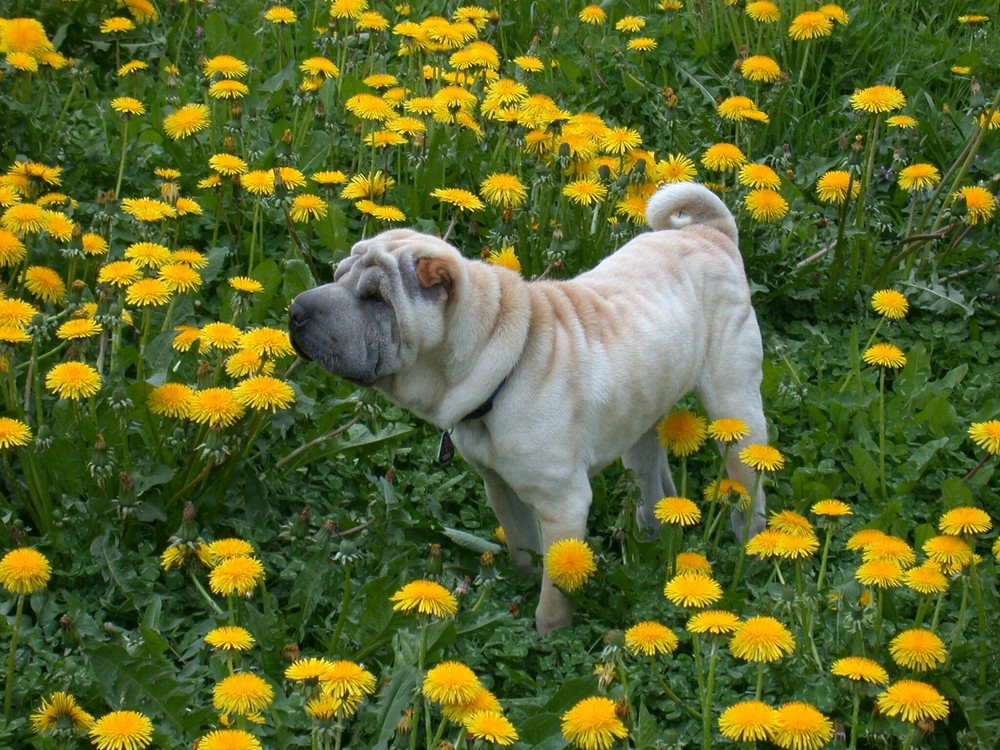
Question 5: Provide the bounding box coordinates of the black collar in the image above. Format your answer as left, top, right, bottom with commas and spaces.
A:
460, 376, 508, 422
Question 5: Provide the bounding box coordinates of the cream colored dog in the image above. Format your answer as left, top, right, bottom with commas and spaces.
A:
289, 182, 768, 633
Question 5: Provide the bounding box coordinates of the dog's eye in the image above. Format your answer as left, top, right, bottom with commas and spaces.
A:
363, 288, 384, 303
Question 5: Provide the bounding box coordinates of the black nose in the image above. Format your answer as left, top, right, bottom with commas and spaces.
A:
288, 300, 308, 329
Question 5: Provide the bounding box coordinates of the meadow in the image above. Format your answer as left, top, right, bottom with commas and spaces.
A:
0, 0, 998, 748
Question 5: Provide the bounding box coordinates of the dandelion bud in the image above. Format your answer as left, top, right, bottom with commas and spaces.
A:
183, 501, 197, 525
507, 602, 520, 617
59, 614, 76, 632
282, 128, 293, 145
614, 697, 630, 720
282, 643, 301, 662
320, 519, 337, 537
594, 663, 616, 687
223, 135, 236, 153
396, 708, 413, 735
426, 543, 443, 575
480, 551, 495, 568
231, 101, 241, 119
597, 164, 612, 182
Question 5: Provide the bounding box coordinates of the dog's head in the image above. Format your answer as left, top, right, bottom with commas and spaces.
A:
288, 229, 463, 387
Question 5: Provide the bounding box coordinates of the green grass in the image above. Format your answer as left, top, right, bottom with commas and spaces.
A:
0, 0, 998, 748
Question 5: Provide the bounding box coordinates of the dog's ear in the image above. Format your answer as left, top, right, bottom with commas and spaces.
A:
416, 256, 455, 297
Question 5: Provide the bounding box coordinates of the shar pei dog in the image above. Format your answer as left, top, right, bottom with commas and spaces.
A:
289, 181, 768, 633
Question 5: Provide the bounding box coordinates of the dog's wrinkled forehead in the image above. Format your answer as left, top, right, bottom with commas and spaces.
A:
332, 234, 427, 300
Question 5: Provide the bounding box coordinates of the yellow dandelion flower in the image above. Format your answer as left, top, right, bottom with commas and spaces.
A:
205, 625, 255, 651
876, 680, 949, 723
544, 538, 596, 591
653, 497, 702, 526
147, 382, 194, 419
664, 572, 723, 608
45, 361, 101, 400
968, 420, 1000, 455
163, 103, 211, 140
212, 672, 274, 716
486, 246, 521, 274
889, 628, 946, 671
855, 558, 904, 588
898, 164, 940, 191
831, 656, 889, 683
88, 710, 153, 750
730, 615, 796, 662
745, 1, 780, 22
745, 189, 789, 222
871, 289, 909, 318
624, 621, 679, 656
657, 409, 707, 456
810, 499, 853, 517
952, 186, 995, 225
188, 387, 246, 428
30, 691, 94, 733
0, 547, 51, 594
320, 660, 377, 700
234, 376, 295, 412
209, 555, 265, 596
863, 342, 906, 368
741, 55, 783, 83
772, 702, 834, 750
464, 710, 518, 746
701, 143, 747, 172
578, 5, 607, 24
788, 10, 834, 40
23, 265, 65, 303
200, 322, 242, 350
850, 85, 906, 114
561, 696, 628, 750
0, 417, 33, 450
718, 700, 778, 742
816, 170, 859, 204
423, 661, 480, 705
390, 579, 458, 617
289, 194, 328, 222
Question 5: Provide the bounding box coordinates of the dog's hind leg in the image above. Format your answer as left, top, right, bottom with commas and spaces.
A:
478, 468, 542, 575
622, 427, 677, 533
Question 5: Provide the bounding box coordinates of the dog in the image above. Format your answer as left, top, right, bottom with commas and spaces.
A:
288, 182, 768, 633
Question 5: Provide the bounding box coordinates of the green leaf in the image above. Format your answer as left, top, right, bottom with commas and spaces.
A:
441, 527, 502, 555
847, 444, 880, 498
371, 664, 417, 750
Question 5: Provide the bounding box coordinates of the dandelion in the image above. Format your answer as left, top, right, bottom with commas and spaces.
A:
209, 555, 265, 596
55, 318, 102, 340
788, 11, 834, 40
162, 103, 211, 139
703, 478, 750, 506
321, 661, 377, 701
952, 186, 996, 225
544, 538, 596, 591
264, 6, 296, 23
486, 247, 521, 274
117, 60, 147, 76
653, 497, 701, 526
209, 154, 249, 176
578, 5, 607, 24
831, 656, 889, 683
441, 686, 502, 722
45, 361, 101, 400
203, 54, 248, 78
513, 55, 544, 72
718, 700, 778, 742
431, 187, 486, 211
288, 194, 327, 223
819, 4, 850, 24
88, 710, 154, 750
0, 229, 26, 266
0, 418, 32, 450
390, 579, 458, 617
30, 691, 94, 732
922, 535, 974, 569
120, 197, 176, 222
561, 696, 628, 750
171, 325, 201, 352
423, 662, 481, 704
730, 615, 795, 662
738, 164, 781, 190
0, 298, 38, 327
200, 322, 243, 350
126, 277, 171, 307
626, 37, 657, 52
876, 680, 949, 723
2, 203, 46, 234
968, 420, 1000, 455
464, 711, 518, 746
653, 154, 697, 183
624, 621, 679, 656
197, 729, 262, 750
687, 609, 741, 634
888, 114, 918, 128
213, 672, 274, 716
772, 702, 834, 750
850, 85, 906, 114
100, 17, 136, 34
110, 97, 145, 116
898, 164, 940, 191
205, 625, 255, 651
939, 506, 991, 536
657, 410, 707, 456
664, 572, 723, 608
811, 499, 852, 517
745, 189, 789, 221
23, 266, 65, 303
863, 342, 906, 368
862, 534, 915, 566
229, 276, 265, 295
701, 143, 746, 172
206, 538, 255, 561
870, 289, 909, 318
904, 563, 949, 595
0, 548, 51, 594
234, 376, 295, 412
738, 443, 784, 472
855, 558, 904, 588
741, 55, 783, 83
479, 173, 527, 207
147, 382, 194, 418
816, 170, 859, 204
563, 179, 608, 206
889, 629, 947, 671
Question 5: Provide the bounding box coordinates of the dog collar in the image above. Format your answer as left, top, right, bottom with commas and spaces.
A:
460, 376, 508, 422
437, 377, 508, 465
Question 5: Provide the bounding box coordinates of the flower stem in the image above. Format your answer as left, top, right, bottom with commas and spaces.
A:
3, 595, 25, 719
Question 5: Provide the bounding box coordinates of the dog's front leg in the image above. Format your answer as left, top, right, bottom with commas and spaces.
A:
531, 477, 592, 634
478, 468, 542, 575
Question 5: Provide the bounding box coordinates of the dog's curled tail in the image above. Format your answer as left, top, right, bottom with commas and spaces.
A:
645, 182, 739, 245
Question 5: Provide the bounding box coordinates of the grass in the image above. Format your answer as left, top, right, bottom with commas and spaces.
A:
0, 0, 998, 748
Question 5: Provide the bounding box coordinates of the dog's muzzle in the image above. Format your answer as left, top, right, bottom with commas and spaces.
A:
287, 300, 313, 361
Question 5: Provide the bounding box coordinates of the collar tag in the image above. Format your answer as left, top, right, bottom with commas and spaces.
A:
437, 430, 456, 465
